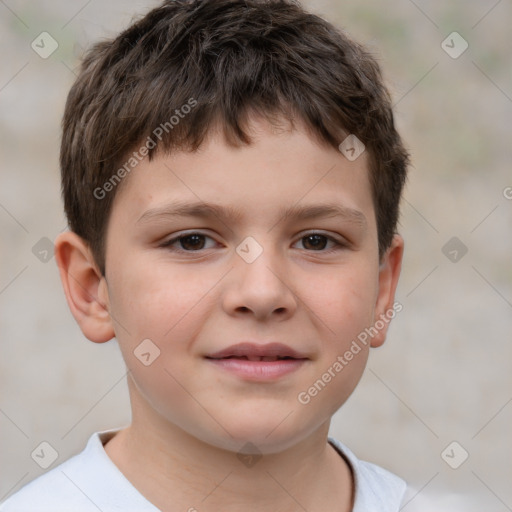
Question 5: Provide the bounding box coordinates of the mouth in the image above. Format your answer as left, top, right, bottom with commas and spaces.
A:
208, 355, 299, 362
205, 342, 309, 380
205, 342, 309, 361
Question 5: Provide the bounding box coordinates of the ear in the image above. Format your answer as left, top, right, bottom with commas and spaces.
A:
370, 234, 404, 348
54, 231, 115, 343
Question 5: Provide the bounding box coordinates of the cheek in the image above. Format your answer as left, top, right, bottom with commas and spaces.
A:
306, 265, 378, 347
106, 262, 213, 428
107, 259, 214, 343
290, 266, 377, 408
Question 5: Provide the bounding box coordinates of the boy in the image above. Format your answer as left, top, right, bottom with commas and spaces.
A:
1, 0, 409, 510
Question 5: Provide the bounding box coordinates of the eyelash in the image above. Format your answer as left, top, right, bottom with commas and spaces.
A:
160, 231, 347, 254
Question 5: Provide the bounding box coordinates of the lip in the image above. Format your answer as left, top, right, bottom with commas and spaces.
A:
205, 342, 309, 381
206, 342, 308, 360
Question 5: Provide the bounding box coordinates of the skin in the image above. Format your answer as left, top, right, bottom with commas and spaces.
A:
55, 115, 403, 512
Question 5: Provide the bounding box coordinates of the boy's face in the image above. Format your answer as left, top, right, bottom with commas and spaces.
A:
94, 116, 402, 453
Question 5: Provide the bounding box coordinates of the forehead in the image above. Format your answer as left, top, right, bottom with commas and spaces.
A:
109, 116, 375, 230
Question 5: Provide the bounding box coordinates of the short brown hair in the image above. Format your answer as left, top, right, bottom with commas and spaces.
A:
60, 0, 409, 275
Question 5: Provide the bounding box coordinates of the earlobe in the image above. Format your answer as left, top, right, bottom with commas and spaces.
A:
54, 231, 115, 343
370, 234, 404, 348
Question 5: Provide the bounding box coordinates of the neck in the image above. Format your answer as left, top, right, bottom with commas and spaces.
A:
104, 379, 354, 512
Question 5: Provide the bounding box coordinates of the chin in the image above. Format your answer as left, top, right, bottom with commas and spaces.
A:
198, 415, 319, 456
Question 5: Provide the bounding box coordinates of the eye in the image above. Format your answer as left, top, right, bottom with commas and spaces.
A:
293, 232, 346, 252
160, 231, 347, 254
160, 232, 217, 252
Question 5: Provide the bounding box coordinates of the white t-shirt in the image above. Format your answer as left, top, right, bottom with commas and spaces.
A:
0, 429, 407, 511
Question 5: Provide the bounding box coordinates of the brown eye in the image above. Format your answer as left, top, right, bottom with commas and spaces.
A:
294, 233, 344, 252
161, 232, 216, 252
177, 234, 206, 250
301, 234, 328, 251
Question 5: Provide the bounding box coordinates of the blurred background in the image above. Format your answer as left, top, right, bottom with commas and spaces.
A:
1, 0, 511, 510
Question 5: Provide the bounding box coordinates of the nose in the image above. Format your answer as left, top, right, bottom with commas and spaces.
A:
222, 239, 298, 322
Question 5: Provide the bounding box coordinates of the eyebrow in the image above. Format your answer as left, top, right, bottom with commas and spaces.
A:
136, 200, 367, 228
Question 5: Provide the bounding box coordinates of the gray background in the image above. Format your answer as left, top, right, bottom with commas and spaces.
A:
1, 0, 511, 510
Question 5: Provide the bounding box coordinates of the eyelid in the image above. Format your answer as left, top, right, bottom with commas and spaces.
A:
297, 230, 345, 242
160, 230, 217, 248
